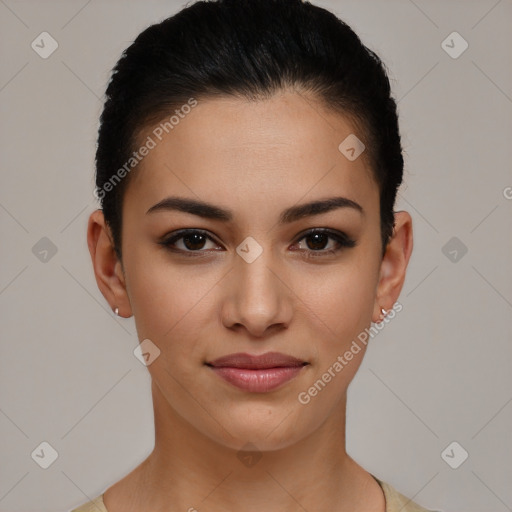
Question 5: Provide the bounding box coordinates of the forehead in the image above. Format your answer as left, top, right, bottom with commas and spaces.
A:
125, 90, 378, 220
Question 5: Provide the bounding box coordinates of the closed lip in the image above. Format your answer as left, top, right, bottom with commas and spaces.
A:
206, 351, 308, 369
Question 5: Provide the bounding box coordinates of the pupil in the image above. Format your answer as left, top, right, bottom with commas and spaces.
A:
184, 233, 206, 250
307, 233, 327, 250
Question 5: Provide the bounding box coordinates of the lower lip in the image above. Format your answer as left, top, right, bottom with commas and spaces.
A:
208, 366, 306, 393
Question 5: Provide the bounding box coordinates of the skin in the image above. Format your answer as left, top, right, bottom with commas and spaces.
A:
87, 89, 413, 512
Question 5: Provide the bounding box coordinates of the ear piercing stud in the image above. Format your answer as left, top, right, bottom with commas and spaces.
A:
114, 307, 119, 316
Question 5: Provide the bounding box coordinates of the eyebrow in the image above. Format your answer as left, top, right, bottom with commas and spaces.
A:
146, 195, 363, 224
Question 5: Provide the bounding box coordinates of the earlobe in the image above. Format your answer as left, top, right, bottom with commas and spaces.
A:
87, 209, 132, 318
372, 211, 413, 322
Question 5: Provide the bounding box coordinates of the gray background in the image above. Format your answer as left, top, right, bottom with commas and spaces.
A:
1, 0, 511, 511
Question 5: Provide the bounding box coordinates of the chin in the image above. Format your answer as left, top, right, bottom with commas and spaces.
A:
204, 406, 311, 452
214, 429, 305, 454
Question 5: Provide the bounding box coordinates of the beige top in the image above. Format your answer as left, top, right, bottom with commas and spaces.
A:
70, 476, 434, 511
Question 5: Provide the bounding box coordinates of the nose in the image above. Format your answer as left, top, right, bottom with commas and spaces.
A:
221, 247, 293, 338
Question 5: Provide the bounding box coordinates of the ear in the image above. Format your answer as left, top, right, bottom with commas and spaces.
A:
87, 209, 132, 318
372, 211, 413, 322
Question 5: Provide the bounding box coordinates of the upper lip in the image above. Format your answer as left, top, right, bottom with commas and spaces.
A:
206, 352, 307, 369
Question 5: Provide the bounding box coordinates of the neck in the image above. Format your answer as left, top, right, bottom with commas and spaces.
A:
104, 381, 385, 512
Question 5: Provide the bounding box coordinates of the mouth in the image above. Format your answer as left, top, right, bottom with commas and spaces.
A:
205, 352, 309, 393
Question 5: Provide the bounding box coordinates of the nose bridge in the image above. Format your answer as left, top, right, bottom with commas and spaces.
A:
238, 249, 276, 296
224, 240, 291, 336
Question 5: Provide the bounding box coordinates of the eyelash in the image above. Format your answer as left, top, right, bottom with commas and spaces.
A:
159, 228, 356, 259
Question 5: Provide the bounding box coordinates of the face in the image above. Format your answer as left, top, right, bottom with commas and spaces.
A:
90, 90, 411, 452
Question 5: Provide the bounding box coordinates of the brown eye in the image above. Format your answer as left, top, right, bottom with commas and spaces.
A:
160, 229, 222, 255
181, 232, 207, 250
293, 229, 356, 257
304, 232, 330, 251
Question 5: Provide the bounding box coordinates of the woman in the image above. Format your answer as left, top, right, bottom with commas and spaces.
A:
74, 0, 431, 510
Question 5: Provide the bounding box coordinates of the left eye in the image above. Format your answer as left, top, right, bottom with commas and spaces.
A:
292, 229, 356, 254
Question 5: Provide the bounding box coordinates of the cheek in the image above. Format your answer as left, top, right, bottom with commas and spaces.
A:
293, 253, 380, 402
291, 268, 378, 415
295, 260, 378, 346
124, 248, 222, 356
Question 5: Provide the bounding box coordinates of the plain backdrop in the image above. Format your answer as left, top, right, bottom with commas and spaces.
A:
1, 1, 511, 511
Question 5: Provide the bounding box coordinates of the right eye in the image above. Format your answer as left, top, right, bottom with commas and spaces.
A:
160, 229, 224, 256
